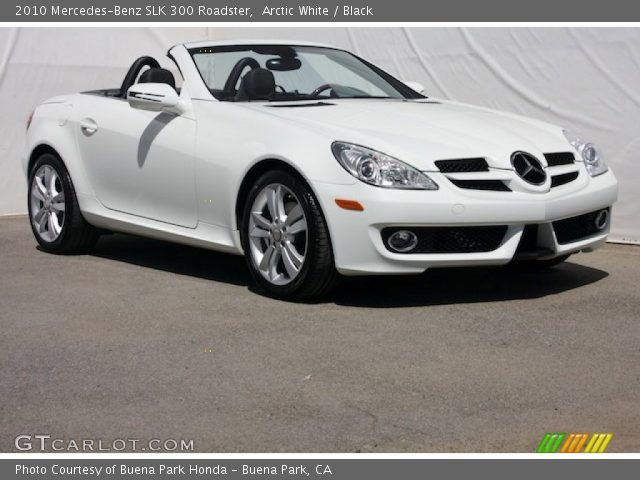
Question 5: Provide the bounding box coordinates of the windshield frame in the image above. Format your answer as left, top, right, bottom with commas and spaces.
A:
187, 44, 426, 102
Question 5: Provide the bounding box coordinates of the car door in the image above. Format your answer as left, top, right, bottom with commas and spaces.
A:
75, 93, 198, 228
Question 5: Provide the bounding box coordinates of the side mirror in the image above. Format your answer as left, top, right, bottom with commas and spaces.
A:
127, 83, 183, 114
403, 81, 425, 94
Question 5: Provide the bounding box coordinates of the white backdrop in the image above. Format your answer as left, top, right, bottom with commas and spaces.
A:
0, 27, 638, 243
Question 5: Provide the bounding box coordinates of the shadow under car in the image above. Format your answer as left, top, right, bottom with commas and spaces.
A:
87, 233, 609, 308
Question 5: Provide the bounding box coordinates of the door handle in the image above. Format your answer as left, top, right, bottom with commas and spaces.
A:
80, 118, 98, 135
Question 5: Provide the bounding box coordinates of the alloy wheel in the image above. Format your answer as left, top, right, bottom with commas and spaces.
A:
30, 164, 66, 242
248, 183, 308, 286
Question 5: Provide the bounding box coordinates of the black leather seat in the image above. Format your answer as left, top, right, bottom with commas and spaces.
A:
235, 68, 275, 101
138, 67, 176, 90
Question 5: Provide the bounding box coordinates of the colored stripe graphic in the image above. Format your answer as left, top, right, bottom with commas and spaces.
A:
573, 433, 590, 453
597, 433, 613, 453
537, 433, 612, 453
559, 433, 589, 453
584, 433, 613, 453
584, 434, 598, 453
536, 433, 566, 453
560, 434, 575, 453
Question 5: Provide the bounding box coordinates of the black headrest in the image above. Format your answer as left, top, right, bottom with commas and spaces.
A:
236, 68, 275, 101
139, 68, 176, 89
120, 56, 160, 97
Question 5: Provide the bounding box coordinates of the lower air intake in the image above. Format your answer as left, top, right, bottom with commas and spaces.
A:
552, 208, 610, 244
381, 226, 508, 254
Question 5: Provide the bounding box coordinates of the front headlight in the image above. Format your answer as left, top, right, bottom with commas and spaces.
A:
331, 142, 438, 190
563, 130, 608, 177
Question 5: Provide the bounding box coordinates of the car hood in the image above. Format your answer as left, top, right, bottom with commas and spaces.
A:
242, 99, 572, 171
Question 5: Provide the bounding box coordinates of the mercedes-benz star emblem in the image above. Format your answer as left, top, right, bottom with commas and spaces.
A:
511, 151, 546, 185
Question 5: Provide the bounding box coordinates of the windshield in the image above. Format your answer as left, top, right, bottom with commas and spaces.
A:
189, 45, 424, 102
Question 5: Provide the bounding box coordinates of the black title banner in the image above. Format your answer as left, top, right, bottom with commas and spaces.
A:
5, 0, 640, 22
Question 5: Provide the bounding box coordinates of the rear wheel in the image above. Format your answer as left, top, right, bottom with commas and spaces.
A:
28, 153, 98, 254
240, 170, 338, 300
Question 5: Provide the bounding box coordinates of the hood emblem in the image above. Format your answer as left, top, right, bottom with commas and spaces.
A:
511, 151, 546, 185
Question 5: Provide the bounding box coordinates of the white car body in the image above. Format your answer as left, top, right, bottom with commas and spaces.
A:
23, 40, 618, 280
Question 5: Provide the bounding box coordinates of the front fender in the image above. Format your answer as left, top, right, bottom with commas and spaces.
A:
193, 101, 356, 231
25, 99, 96, 206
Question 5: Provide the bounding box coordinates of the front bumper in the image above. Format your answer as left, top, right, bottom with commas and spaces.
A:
313, 169, 618, 275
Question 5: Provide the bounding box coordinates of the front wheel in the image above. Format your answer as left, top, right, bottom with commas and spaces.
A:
28, 153, 98, 254
240, 170, 338, 300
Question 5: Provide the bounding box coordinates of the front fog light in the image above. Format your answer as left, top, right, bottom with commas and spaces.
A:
387, 230, 418, 253
594, 209, 609, 231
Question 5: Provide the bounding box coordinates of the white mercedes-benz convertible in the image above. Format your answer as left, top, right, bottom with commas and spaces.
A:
23, 40, 618, 299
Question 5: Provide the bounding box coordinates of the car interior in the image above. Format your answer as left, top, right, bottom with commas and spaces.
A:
212, 55, 365, 102
84, 56, 179, 99
90, 54, 302, 102
85, 50, 418, 103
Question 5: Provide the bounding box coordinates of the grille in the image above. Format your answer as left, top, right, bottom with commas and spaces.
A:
544, 152, 575, 166
449, 179, 511, 192
435, 158, 489, 173
550, 171, 579, 188
552, 208, 609, 244
381, 226, 508, 254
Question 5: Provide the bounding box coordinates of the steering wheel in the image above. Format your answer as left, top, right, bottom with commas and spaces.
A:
223, 57, 261, 95
310, 84, 339, 98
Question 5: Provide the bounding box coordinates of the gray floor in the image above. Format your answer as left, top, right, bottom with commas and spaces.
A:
1, 215, 639, 452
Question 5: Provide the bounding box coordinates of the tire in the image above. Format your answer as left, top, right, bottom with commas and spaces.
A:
28, 152, 98, 254
240, 169, 339, 300
510, 254, 570, 271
